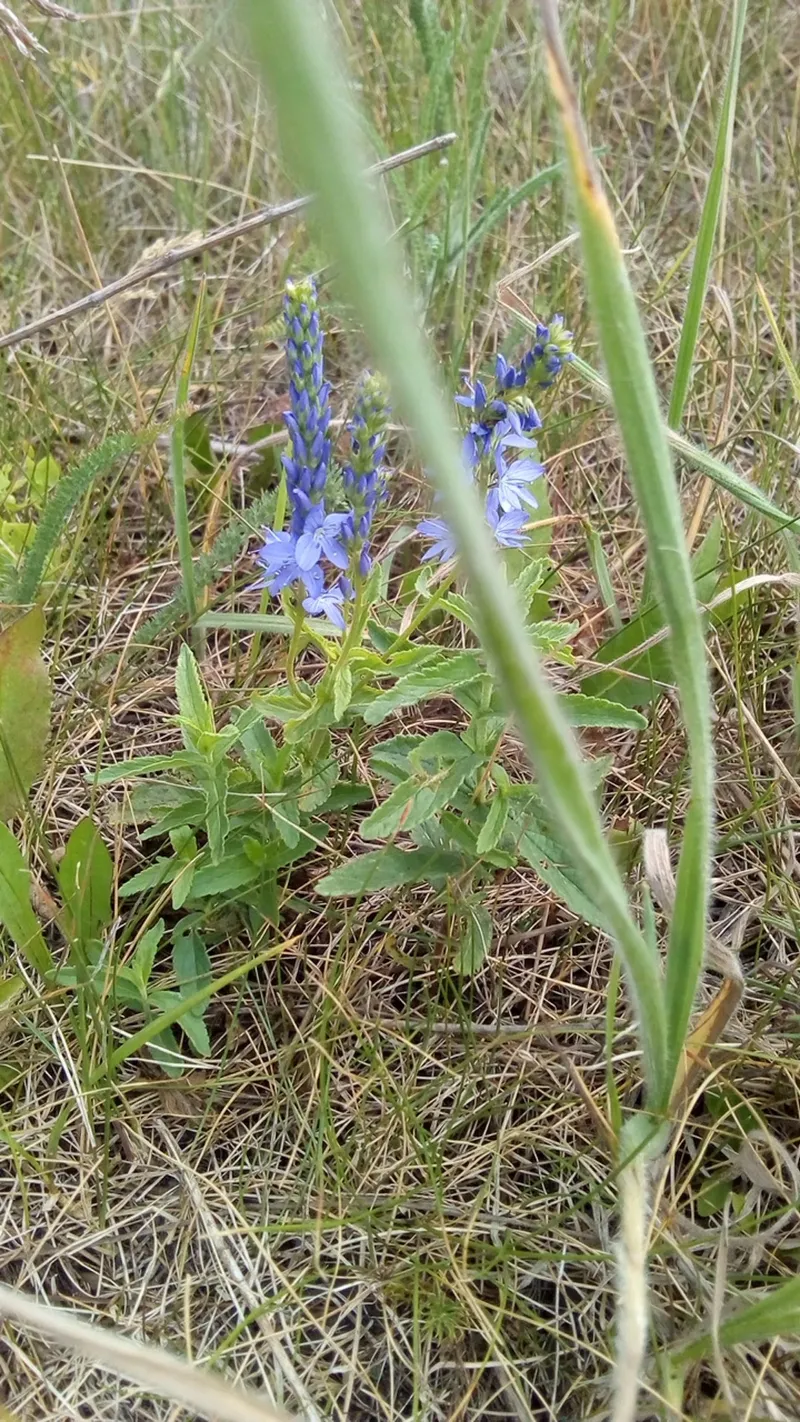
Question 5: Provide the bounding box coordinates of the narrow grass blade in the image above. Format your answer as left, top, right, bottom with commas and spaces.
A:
674, 1276, 800, 1363
538, 0, 713, 1100
171, 280, 206, 635
668, 0, 749, 427
754, 274, 800, 404
240, 0, 668, 1099
566, 352, 793, 527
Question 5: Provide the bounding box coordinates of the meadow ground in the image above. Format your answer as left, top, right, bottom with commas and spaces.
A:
0, 0, 798, 1418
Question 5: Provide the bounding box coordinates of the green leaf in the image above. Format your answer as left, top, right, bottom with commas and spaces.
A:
11, 432, 138, 605
119, 857, 180, 898
176, 644, 215, 748
147, 1021, 185, 1077
0, 608, 52, 819
0, 823, 51, 977
476, 795, 508, 854
674, 1276, 800, 1364
453, 901, 493, 975
26, 452, 62, 505
58, 817, 113, 947
96, 751, 202, 783
0, 973, 24, 1010
179, 1009, 211, 1057
362, 653, 485, 725
173, 929, 212, 997
581, 519, 723, 709
272, 795, 302, 849
333, 661, 353, 719
519, 828, 610, 933
239, 720, 287, 787
316, 847, 464, 897
184, 411, 215, 477
187, 852, 262, 898
200, 765, 229, 864
362, 753, 482, 841
559, 694, 648, 730
131, 918, 165, 993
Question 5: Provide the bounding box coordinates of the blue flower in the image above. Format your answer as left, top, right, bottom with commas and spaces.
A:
522, 315, 574, 389
485, 488, 529, 548
294, 503, 349, 573
495, 354, 527, 390
301, 566, 346, 629
254, 528, 303, 594
418, 515, 457, 564
496, 454, 544, 512
455, 379, 488, 413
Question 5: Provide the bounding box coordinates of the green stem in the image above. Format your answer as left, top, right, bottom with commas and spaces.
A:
171, 282, 206, 654
285, 592, 307, 697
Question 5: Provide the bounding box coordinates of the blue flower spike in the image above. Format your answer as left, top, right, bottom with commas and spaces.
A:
255, 277, 346, 628
255, 281, 393, 631
341, 372, 391, 581
416, 314, 572, 565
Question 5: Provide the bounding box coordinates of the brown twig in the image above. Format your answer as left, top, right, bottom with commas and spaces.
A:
0, 131, 456, 353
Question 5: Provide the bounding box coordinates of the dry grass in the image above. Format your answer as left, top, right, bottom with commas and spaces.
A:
0, 0, 799, 1418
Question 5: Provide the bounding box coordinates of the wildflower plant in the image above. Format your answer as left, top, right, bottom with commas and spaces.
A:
105, 280, 653, 1014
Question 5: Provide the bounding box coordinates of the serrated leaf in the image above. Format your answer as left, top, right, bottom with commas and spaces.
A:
58, 817, 113, 947
362, 653, 485, 725
0, 608, 52, 819
316, 847, 464, 897
454, 902, 492, 975
0, 823, 51, 976
175, 644, 215, 748
363, 753, 482, 841
272, 796, 302, 848
188, 852, 262, 898
283, 696, 336, 743
147, 1022, 185, 1077
476, 795, 508, 854
559, 694, 648, 730
119, 856, 180, 898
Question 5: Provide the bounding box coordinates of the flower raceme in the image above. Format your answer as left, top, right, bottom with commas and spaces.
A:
417, 318, 573, 566
256, 280, 390, 629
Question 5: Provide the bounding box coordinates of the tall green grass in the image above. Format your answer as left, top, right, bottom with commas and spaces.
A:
668, 0, 749, 428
